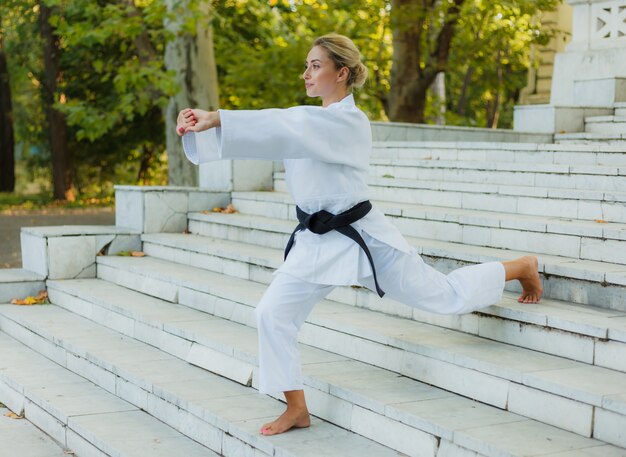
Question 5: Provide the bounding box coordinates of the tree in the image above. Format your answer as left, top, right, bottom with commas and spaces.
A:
387, 0, 465, 123
39, 0, 72, 200
0, 28, 15, 192
45, 0, 176, 194
445, 0, 558, 128
164, 0, 219, 186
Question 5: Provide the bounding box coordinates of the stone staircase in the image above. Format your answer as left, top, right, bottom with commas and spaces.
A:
2, 139, 626, 456
556, 102, 626, 143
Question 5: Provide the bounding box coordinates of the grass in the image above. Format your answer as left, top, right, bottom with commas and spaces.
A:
0, 192, 114, 213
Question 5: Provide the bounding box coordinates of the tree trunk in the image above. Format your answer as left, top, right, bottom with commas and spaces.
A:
387, 0, 465, 123
164, 1, 219, 187
456, 65, 474, 116
137, 143, 155, 185
0, 34, 15, 193
487, 51, 503, 128
39, 1, 73, 200
432, 71, 446, 125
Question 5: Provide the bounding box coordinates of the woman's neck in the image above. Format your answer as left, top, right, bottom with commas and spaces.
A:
322, 89, 350, 107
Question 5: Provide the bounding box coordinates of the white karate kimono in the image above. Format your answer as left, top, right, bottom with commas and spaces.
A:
183, 94, 505, 394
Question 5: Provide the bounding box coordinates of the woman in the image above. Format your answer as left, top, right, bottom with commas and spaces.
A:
176, 34, 542, 437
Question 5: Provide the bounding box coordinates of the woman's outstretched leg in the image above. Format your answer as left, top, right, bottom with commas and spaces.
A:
502, 255, 542, 303
359, 235, 545, 314
255, 273, 335, 436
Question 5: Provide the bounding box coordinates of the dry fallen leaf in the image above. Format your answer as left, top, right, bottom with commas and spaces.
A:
210, 203, 237, 214
594, 219, 609, 224
11, 290, 49, 306
4, 411, 23, 419
130, 251, 146, 257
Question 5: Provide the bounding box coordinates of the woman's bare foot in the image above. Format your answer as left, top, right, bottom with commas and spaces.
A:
260, 407, 310, 436
502, 255, 543, 304
260, 390, 310, 436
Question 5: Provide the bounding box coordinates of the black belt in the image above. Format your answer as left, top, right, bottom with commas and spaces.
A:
283, 200, 385, 297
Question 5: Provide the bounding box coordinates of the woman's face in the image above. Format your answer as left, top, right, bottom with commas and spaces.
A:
303, 46, 347, 99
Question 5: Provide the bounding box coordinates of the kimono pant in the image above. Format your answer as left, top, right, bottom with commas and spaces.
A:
255, 237, 506, 394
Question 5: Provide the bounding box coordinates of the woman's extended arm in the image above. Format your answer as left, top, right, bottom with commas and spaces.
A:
179, 104, 371, 170
176, 108, 221, 136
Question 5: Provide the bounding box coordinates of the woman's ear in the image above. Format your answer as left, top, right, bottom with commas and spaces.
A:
337, 67, 350, 83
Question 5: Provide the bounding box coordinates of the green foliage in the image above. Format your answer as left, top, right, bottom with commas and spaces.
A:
212, 0, 391, 118
444, 0, 560, 127
1, 0, 562, 208
1, 0, 176, 202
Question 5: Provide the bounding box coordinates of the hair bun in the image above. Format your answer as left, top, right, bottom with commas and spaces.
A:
351, 62, 368, 89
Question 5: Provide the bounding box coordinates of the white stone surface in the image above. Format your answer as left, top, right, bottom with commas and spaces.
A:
47, 235, 96, 279
0, 280, 46, 304
436, 441, 483, 457
507, 383, 593, 436
22, 398, 67, 447
1, 405, 72, 456
143, 191, 188, 233
351, 405, 438, 457
595, 340, 626, 372
0, 380, 25, 417
455, 420, 609, 457
594, 408, 626, 448
20, 231, 48, 277
574, 78, 626, 107
386, 396, 525, 442
115, 188, 144, 231
186, 343, 254, 386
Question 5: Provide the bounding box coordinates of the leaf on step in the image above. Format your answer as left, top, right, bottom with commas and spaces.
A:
11, 290, 49, 306
4, 411, 23, 419
116, 251, 132, 256
130, 251, 146, 257
63, 451, 76, 455
594, 219, 609, 224
223, 203, 237, 214
210, 203, 237, 214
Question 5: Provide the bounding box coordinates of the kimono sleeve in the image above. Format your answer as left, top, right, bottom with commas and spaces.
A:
182, 105, 371, 170
182, 127, 221, 165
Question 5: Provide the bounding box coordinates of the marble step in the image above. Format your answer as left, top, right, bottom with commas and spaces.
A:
0, 268, 46, 303
230, 191, 626, 264
90, 255, 626, 446
555, 132, 626, 144
140, 232, 626, 373
585, 116, 626, 134
0, 403, 69, 457
0, 305, 404, 457
40, 277, 626, 454
615, 102, 626, 117
273, 175, 626, 224
368, 159, 626, 192
186, 211, 626, 310
371, 141, 626, 166
0, 331, 219, 457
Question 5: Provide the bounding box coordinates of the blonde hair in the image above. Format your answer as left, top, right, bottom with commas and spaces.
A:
313, 34, 368, 90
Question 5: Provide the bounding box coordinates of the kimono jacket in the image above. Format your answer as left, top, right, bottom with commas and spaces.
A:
182, 94, 413, 286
